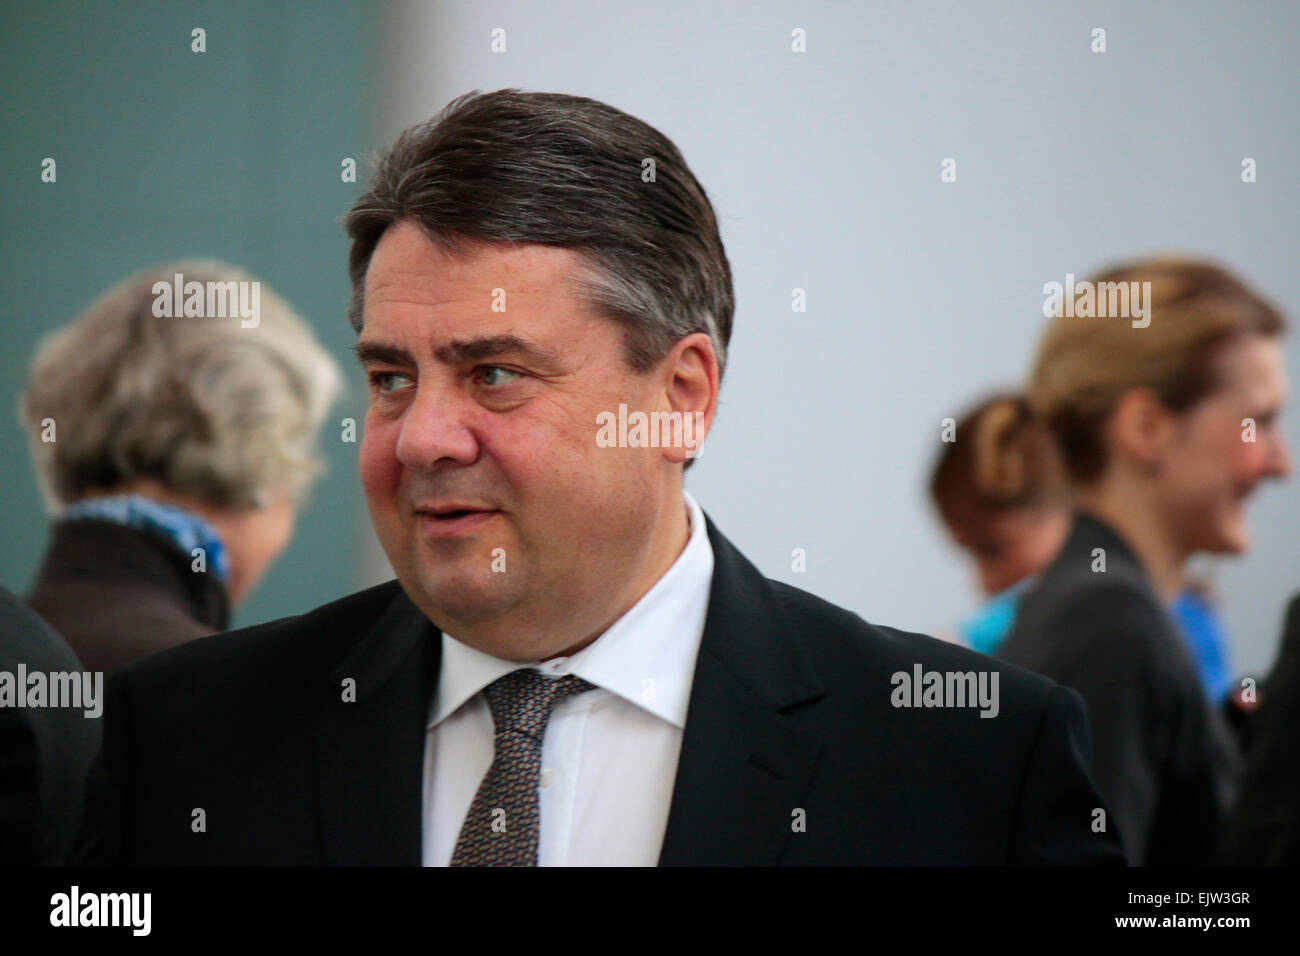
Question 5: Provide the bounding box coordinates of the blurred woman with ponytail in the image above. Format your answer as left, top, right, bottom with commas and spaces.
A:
996, 258, 1290, 865
929, 393, 1070, 654
932, 396, 1244, 705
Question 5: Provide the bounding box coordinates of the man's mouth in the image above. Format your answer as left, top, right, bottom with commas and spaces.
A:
414, 506, 501, 537
415, 501, 496, 516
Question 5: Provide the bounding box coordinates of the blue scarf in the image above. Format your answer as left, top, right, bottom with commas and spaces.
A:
62, 494, 230, 585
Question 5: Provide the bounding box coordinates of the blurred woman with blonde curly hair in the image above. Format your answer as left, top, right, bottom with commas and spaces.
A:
19, 260, 341, 673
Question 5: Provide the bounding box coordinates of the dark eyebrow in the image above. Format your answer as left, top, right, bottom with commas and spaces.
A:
433, 335, 563, 372
353, 334, 565, 372
351, 341, 415, 367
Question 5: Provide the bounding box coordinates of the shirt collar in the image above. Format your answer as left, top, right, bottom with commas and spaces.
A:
429, 489, 714, 730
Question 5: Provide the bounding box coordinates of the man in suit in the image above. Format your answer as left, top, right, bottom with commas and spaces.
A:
78, 88, 1124, 866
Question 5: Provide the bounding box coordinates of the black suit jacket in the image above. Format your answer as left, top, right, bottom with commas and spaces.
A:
998, 511, 1239, 866
1, 586, 101, 865
77, 514, 1124, 865
1221, 592, 1300, 864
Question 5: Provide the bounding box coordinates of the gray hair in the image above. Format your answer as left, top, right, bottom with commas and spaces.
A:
342, 89, 735, 385
18, 260, 342, 512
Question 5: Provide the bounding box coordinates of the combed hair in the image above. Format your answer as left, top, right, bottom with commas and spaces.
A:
342, 88, 735, 385
18, 260, 342, 511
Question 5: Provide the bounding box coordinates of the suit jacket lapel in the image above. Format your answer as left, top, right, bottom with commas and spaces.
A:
312, 514, 824, 866
316, 588, 440, 865
658, 514, 826, 865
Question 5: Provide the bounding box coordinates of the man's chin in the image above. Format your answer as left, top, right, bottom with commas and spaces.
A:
407, 571, 517, 626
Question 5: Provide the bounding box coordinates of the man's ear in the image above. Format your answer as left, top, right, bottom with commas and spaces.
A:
1108, 387, 1173, 473
660, 332, 718, 465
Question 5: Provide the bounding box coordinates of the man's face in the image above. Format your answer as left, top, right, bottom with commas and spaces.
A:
357, 222, 684, 660
1158, 335, 1290, 553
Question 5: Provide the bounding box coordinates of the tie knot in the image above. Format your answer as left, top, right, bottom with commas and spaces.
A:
483, 669, 594, 743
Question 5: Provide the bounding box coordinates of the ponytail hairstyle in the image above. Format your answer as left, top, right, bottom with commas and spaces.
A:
1026, 258, 1285, 485
930, 392, 1066, 530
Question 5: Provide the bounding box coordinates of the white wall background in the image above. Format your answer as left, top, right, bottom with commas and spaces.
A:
359, 0, 1300, 676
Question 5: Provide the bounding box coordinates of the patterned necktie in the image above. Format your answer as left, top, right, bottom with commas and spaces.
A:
450, 669, 595, 866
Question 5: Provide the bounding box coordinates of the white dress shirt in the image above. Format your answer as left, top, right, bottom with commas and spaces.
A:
422, 490, 715, 866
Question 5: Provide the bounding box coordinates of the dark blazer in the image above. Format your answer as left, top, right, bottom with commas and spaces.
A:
26, 519, 230, 674
76, 514, 1124, 865
1221, 592, 1300, 864
0, 586, 101, 865
998, 511, 1239, 866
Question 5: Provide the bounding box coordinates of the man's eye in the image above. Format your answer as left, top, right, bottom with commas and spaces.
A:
369, 371, 412, 393
476, 366, 522, 387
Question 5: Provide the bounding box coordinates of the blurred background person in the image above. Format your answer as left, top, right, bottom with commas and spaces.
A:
992, 258, 1290, 865
1223, 592, 1300, 864
6, 3, 1299, 728
931, 394, 1244, 715
929, 393, 1070, 655
0, 585, 100, 865
1173, 574, 1235, 709
17, 260, 341, 673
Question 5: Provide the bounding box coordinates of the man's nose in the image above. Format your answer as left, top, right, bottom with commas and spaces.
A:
394, 380, 481, 469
